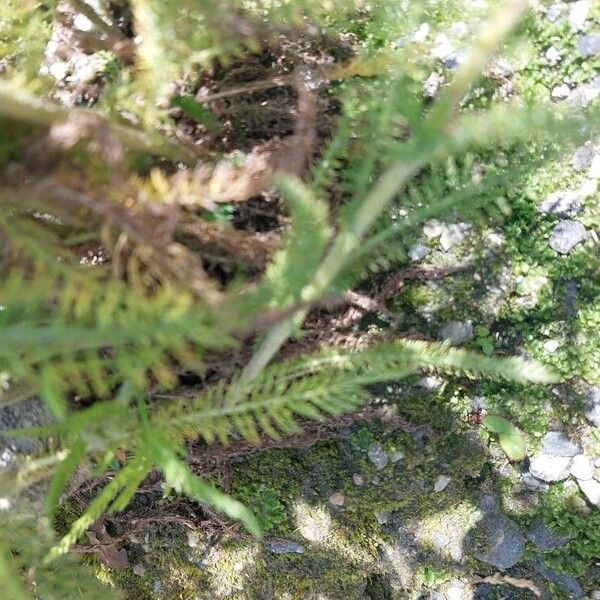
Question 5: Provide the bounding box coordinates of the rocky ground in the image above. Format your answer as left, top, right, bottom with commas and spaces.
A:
2, 1, 600, 599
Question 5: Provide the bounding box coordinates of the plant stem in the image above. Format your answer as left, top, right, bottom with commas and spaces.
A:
0, 81, 196, 163
241, 0, 528, 384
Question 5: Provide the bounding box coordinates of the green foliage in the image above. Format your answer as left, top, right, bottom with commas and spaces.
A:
0, 0, 593, 596
0, 511, 120, 599
541, 489, 600, 576
232, 484, 287, 532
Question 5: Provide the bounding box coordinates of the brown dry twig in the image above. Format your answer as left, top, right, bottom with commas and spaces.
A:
472, 573, 542, 597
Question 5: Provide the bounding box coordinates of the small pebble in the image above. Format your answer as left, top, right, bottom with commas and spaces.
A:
390, 451, 405, 463
439, 320, 474, 345
578, 33, 600, 57
376, 511, 391, 525
551, 84, 571, 100
408, 243, 430, 262
434, 475, 451, 492
423, 219, 443, 238
572, 143, 595, 171
542, 431, 581, 457
352, 473, 364, 486
49, 61, 71, 81
543, 339, 560, 353
423, 72, 444, 99
186, 530, 199, 548
329, 492, 344, 507
548, 220, 589, 254
569, 1, 590, 32
545, 46, 561, 66
73, 13, 95, 32
529, 454, 572, 482
577, 477, 600, 506
367, 443, 388, 470
133, 564, 146, 576
413, 23, 430, 43
546, 4, 563, 22
431, 33, 454, 60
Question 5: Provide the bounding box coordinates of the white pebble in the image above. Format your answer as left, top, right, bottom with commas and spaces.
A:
434, 475, 451, 492
543, 339, 560, 353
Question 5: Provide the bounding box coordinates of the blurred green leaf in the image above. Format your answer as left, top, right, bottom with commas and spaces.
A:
171, 95, 220, 131
483, 415, 526, 461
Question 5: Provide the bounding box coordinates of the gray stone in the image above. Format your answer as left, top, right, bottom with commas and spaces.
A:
577, 477, 600, 506
572, 143, 595, 171
578, 33, 600, 57
376, 511, 391, 525
538, 190, 582, 216
133, 564, 146, 576
534, 558, 584, 598
521, 472, 550, 492
390, 451, 404, 463
541, 431, 581, 457
472, 512, 525, 570
570, 454, 593, 480
431, 34, 454, 61
552, 83, 571, 100
423, 72, 444, 99
408, 243, 430, 262
423, 219, 443, 238
567, 76, 600, 108
585, 387, 600, 427
548, 220, 589, 254
545, 46, 562, 66
569, 1, 590, 32
439, 321, 474, 345
488, 58, 514, 80
526, 519, 570, 551
329, 492, 344, 506
547, 4, 563, 22
265, 539, 305, 554
434, 475, 451, 492
367, 443, 388, 470
439, 222, 470, 251
529, 454, 572, 482
352, 473, 364, 486
429, 592, 446, 600
446, 581, 467, 600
